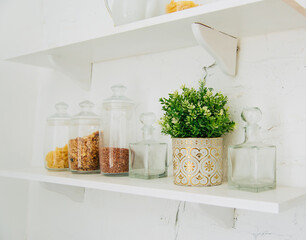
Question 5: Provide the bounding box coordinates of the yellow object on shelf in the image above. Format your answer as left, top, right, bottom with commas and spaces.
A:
166, 0, 199, 13
45, 144, 69, 169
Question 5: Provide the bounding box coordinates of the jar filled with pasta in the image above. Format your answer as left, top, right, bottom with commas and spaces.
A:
68, 100, 100, 173
44, 102, 71, 170
166, 0, 201, 13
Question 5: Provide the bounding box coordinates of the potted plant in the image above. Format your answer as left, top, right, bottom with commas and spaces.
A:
159, 74, 235, 187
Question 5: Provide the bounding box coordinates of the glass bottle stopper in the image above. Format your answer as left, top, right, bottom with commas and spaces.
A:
241, 107, 262, 143
242, 107, 262, 126
140, 112, 156, 140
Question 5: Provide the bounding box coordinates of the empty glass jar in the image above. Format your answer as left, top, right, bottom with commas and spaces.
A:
100, 84, 136, 175
68, 101, 100, 173
129, 113, 168, 179
44, 102, 70, 171
228, 107, 276, 192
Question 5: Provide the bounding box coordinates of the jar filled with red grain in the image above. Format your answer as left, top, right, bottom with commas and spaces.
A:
100, 84, 136, 175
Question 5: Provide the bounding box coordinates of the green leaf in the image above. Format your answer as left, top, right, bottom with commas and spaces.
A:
159, 74, 235, 138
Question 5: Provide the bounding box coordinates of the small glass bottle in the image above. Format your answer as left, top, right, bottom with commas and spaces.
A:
129, 112, 168, 179
100, 84, 136, 176
68, 100, 100, 173
44, 102, 70, 171
228, 107, 276, 192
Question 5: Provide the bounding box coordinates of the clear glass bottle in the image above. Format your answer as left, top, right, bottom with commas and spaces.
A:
129, 113, 168, 179
68, 100, 100, 173
44, 102, 70, 171
228, 107, 276, 192
100, 84, 136, 175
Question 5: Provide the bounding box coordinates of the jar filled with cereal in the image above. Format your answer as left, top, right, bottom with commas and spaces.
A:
100, 84, 136, 176
68, 100, 100, 173
44, 102, 71, 171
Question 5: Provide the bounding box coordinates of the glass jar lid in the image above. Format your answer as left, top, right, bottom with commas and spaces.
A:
47, 102, 70, 123
103, 84, 135, 110
72, 100, 99, 121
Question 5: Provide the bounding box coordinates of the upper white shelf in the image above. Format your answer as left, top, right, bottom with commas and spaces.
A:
7, 0, 306, 68
1, 168, 306, 214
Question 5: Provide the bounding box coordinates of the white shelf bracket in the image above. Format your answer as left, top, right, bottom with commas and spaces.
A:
47, 55, 92, 90
40, 182, 85, 202
192, 22, 238, 76
283, 0, 306, 16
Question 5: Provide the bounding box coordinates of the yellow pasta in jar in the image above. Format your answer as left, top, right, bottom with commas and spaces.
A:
45, 144, 69, 169
166, 0, 199, 13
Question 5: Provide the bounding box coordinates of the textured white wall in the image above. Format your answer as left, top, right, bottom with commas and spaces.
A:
0, 0, 43, 239
1, 0, 306, 239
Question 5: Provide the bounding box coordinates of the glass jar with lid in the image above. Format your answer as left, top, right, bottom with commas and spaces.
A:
68, 100, 100, 173
44, 102, 70, 171
99, 84, 136, 175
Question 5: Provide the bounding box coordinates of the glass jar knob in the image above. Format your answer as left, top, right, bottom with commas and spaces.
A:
241, 107, 262, 125
55, 102, 68, 114
111, 84, 127, 97
79, 100, 94, 113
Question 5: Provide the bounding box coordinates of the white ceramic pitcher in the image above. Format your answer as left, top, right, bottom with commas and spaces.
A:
104, 0, 148, 26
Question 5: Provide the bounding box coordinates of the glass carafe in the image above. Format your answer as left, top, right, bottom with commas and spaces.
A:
68, 101, 100, 173
44, 102, 70, 170
228, 107, 276, 192
100, 84, 136, 175
129, 113, 168, 179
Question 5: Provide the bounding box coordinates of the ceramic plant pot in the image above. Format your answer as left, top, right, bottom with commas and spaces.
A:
172, 138, 223, 186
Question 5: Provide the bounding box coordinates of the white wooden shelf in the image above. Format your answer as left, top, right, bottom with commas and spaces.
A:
6, 0, 306, 88
1, 168, 306, 214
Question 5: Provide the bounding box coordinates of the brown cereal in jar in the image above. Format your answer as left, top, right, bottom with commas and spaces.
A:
99, 147, 129, 174
68, 131, 100, 172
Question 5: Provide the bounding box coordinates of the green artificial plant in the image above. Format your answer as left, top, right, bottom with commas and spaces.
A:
159, 70, 235, 138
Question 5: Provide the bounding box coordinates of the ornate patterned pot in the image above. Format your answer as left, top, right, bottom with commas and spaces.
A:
172, 138, 223, 186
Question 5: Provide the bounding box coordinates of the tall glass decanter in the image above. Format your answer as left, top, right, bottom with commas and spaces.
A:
228, 107, 276, 192
129, 113, 168, 179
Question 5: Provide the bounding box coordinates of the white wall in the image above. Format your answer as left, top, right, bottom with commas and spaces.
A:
0, 0, 43, 239
1, 0, 306, 239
